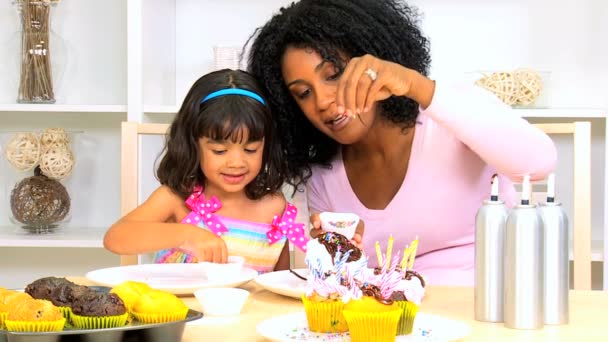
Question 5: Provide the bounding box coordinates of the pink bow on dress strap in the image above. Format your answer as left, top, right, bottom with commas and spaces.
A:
266, 203, 309, 251
182, 186, 228, 237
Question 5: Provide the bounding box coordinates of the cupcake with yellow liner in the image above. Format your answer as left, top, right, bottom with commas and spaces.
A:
70, 291, 128, 329
302, 239, 367, 334
0, 290, 33, 329
110, 280, 152, 313
131, 290, 189, 323
391, 238, 425, 335
4, 298, 65, 332
48, 283, 93, 324
343, 253, 404, 342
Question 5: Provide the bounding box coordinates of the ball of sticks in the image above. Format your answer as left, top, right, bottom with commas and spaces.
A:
39, 146, 74, 179
475, 72, 519, 105
4, 132, 41, 172
40, 128, 69, 152
514, 69, 544, 106
10, 167, 71, 229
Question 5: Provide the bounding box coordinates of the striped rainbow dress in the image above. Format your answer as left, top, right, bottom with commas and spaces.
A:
154, 187, 305, 274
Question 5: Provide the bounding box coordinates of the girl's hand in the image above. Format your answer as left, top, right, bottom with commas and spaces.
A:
335, 54, 433, 115
180, 228, 228, 263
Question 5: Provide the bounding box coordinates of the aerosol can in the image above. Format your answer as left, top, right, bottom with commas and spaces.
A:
475, 174, 508, 322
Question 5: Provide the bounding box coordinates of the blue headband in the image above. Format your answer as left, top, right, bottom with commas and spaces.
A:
201, 88, 266, 106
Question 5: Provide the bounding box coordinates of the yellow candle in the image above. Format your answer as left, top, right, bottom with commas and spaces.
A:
386, 235, 394, 269
407, 238, 419, 270
400, 245, 411, 270
375, 241, 383, 266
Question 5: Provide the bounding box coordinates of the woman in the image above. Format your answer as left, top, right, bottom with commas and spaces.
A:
247, 0, 556, 285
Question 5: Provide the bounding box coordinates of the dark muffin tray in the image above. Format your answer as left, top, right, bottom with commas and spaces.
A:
0, 308, 203, 342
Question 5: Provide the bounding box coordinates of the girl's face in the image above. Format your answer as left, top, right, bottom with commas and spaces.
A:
281, 46, 370, 145
198, 130, 264, 195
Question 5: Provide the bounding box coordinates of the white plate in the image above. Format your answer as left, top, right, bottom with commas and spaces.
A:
254, 268, 308, 299
257, 311, 471, 341
85, 263, 258, 295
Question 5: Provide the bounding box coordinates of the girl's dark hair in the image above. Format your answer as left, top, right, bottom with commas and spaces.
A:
246, 0, 431, 188
156, 69, 285, 200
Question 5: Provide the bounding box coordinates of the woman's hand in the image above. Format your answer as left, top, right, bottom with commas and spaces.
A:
309, 212, 365, 248
179, 228, 228, 263
335, 54, 434, 116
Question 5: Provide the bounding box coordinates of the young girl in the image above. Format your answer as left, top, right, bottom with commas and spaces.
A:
103, 69, 308, 273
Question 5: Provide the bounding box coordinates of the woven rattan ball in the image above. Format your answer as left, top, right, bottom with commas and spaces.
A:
475, 72, 519, 105
39, 146, 74, 180
4, 132, 41, 172
10, 167, 70, 228
40, 128, 69, 152
514, 69, 543, 105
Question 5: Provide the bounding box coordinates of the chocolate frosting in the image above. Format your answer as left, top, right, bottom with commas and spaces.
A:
360, 282, 393, 305
405, 270, 426, 288
317, 232, 362, 262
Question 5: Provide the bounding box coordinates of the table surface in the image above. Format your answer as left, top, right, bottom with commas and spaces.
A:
72, 278, 608, 341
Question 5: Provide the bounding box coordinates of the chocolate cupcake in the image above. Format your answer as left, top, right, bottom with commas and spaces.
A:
70, 292, 128, 329
24, 277, 75, 301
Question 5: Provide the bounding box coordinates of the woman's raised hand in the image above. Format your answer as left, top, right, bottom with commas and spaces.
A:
335, 54, 434, 116
180, 228, 228, 263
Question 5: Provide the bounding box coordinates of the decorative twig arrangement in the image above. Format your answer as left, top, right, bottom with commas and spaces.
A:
17, 0, 56, 103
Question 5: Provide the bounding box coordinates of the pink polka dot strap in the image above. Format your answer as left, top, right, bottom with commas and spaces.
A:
267, 203, 309, 252
182, 185, 228, 236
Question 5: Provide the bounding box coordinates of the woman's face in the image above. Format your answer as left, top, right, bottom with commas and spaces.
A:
281, 46, 370, 145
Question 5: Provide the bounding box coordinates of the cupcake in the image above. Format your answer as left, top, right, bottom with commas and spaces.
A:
48, 283, 93, 323
70, 291, 128, 329
343, 256, 404, 342
392, 270, 425, 335
302, 236, 366, 334
24, 277, 76, 300
131, 290, 189, 323
110, 280, 153, 313
4, 298, 65, 332
0, 290, 32, 329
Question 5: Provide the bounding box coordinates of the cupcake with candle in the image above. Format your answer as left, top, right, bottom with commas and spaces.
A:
369, 237, 425, 336
302, 240, 366, 333
343, 253, 403, 342
305, 231, 366, 277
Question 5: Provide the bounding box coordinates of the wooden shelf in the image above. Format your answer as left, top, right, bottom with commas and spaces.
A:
0, 104, 127, 113
0, 226, 107, 248
516, 108, 606, 118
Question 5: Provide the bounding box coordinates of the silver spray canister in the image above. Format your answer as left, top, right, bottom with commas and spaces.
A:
538, 173, 569, 325
504, 175, 544, 329
474, 174, 508, 322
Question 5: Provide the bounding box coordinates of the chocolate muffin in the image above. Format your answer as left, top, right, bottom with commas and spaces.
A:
25, 277, 76, 301
71, 292, 126, 317
49, 283, 93, 307
317, 232, 362, 262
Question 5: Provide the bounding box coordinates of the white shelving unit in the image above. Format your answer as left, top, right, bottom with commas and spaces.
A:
0, 0, 606, 289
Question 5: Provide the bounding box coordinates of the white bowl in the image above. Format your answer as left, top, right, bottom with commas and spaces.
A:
194, 287, 249, 316
199, 255, 245, 282
319, 212, 360, 239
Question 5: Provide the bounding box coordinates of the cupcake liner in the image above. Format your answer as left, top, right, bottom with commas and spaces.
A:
4, 318, 66, 332
131, 307, 188, 324
71, 312, 128, 329
0, 311, 7, 329
343, 307, 402, 342
301, 295, 348, 333
395, 301, 419, 335
58, 306, 71, 324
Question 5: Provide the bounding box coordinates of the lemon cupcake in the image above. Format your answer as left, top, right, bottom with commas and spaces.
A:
110, 280, 152, 313
0, 289, 32, 329
392, 270, 425, 335
4, 298, 65, 332
131, 290, 189, 323
70, 291, 128, 329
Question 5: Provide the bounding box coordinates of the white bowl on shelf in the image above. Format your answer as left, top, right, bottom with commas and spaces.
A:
194, 287, 249, 316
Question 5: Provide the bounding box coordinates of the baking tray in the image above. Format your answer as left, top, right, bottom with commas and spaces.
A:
0, 287, 203, 342
0, 309, 202, 342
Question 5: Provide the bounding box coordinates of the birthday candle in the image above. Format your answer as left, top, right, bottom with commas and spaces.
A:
386, 235, 394, 269
407, 237, 419, 270
400, 245, 411, 270
375, 241, 383, 266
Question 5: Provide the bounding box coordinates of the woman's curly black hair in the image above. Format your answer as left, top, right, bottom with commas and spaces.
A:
156, 69, 286, 200
246, 0, 431, 189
